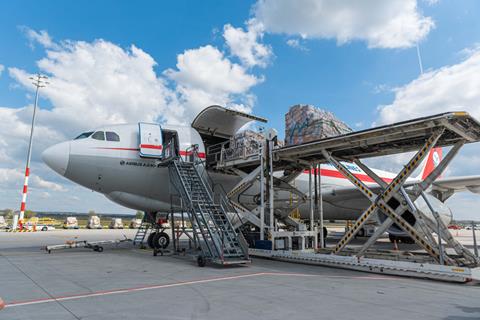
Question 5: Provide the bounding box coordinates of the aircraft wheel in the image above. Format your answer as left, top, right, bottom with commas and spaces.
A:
197, 255, 206, 267
147, 232, 157, 249
400, 236, 415, 244
153, 232, 170, 249
388, 234, 397, 243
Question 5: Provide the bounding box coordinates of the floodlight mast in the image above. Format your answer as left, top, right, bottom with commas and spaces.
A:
12, 74, 49, 230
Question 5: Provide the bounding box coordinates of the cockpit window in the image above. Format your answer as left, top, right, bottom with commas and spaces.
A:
106, 131, 120, 142
92, 131, 105, 140
74, 131, 94, 140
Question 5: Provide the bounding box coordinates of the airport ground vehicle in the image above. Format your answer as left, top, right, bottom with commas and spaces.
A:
0, 216, 7, 229
109, 218, 124, 229
448, 225, 462, 230
130, 218, 142, 228
63, 217, 79, 229
87, 216, 103, 229
36, 225, 56, 231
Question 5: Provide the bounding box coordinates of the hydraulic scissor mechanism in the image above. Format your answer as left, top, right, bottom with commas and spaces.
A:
322, 131, 479, 267
227, 167, 306, 230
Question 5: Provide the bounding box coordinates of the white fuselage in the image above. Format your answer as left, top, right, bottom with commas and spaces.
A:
42, 123, 451, 225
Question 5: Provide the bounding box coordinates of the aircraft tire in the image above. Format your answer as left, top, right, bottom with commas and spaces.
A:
153, 232, 170, 249
399, 236, 415, 244
147, 232, 157, 249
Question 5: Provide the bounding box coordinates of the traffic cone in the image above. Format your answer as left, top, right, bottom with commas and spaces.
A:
0, 297, 5, 310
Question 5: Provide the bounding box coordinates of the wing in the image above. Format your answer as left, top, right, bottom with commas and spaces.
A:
432, 176, 480, 194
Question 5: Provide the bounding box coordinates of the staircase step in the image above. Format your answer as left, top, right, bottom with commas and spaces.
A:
171, 159, 249, 265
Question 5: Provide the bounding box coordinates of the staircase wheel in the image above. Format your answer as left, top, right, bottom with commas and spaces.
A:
153, 232, 170, 249
147, 232, 157, 249
197, 255, 206, 267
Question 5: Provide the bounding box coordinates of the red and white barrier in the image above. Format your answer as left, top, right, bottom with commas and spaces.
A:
18, 167, 30, 230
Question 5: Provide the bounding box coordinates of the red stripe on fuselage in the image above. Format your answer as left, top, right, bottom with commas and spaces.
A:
93, 147, 206, 159
140, 144, 162, 150
95, 147, 140, 151
304, 168, 393, 184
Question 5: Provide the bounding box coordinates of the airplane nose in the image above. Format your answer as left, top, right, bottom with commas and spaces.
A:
42, 142, 70, 176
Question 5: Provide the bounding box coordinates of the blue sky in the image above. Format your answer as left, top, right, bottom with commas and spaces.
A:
1, 0, 480, 219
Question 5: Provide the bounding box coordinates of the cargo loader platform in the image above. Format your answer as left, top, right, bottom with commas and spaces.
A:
204, 111, 480, 279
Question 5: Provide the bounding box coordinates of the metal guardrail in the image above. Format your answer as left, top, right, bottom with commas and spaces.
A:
186, 146, 250, 259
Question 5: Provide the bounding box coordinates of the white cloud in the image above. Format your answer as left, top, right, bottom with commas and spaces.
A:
378, 49, 480, 124
286, 39, 308, 51
372, 83, 394, 94
30, 175, 66, 192
0, 168, 65, 192
165, 45, 262, 116
20, 26, 59, 50
369, 46, 480, 220
254, 0, 434, 49
423, 0, 439, 5
223, 20, 272, 68
0, 64, 4, 76
1, 28, 266, 213
9, 40, 178, 130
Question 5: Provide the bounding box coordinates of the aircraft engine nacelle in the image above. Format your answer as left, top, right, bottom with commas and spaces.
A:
381, 193, 452, 237
466, 185, 480, 194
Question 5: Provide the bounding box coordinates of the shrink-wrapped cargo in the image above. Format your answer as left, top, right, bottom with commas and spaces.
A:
285, 104, 352, 146
225, 130, 263, 160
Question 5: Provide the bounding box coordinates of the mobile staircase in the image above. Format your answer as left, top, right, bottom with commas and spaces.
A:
133, 218, 151, 246
133, 212, 170, 249
168, 147, 250, 267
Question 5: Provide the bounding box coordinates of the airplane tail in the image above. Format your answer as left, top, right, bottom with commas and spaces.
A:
417, 147, 442, 180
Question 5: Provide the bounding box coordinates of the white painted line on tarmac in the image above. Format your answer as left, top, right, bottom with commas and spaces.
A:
4, 272, 266, 308
4, 271, 396, 309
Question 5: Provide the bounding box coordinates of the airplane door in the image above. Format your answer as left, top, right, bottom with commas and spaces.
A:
138, 122, 163, 158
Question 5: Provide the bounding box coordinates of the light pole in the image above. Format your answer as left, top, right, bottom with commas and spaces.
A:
12, 74, 49, 230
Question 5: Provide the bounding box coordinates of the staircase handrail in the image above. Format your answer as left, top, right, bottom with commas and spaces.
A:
187, 146, 250, 258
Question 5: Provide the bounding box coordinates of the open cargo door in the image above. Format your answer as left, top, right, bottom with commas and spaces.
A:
138, 122, 163, 158
191, 105, 267, 139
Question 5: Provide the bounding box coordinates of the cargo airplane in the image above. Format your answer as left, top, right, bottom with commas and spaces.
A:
42, 106, 480, 246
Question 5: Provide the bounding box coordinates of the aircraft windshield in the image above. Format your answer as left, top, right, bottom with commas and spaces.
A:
74, 131, 94, 140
